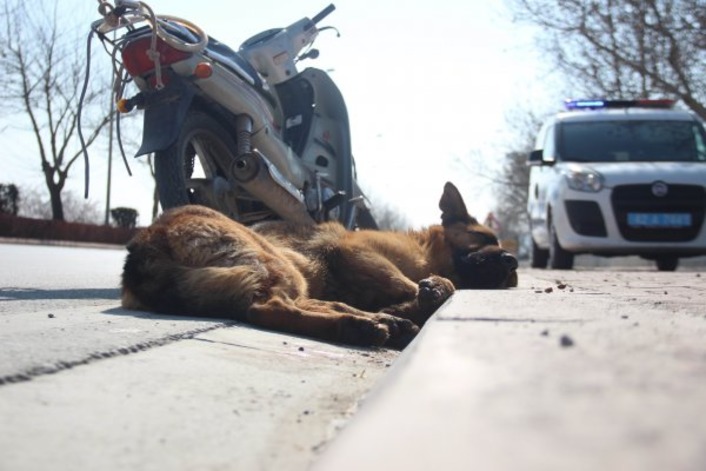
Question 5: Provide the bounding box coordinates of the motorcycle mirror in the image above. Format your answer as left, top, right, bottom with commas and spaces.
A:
299, 49, 320, 61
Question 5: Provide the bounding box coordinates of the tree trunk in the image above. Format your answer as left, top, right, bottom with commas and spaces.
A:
47, 184, 65, 221
43, 164, 65, 221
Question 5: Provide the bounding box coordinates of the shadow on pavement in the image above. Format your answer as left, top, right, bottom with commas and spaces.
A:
0, 287, 120, 301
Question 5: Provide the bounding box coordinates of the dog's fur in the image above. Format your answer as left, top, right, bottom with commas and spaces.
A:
121, 182, 518, 349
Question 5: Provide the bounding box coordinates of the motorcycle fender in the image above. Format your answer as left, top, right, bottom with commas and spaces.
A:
135, 82, 196, 157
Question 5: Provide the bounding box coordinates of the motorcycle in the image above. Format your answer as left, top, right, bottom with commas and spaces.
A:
86, 0, 377, 229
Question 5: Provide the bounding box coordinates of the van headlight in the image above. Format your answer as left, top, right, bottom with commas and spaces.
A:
564, 169, 603, 192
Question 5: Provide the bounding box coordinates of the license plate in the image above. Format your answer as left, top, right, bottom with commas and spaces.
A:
627, 212, 692, 228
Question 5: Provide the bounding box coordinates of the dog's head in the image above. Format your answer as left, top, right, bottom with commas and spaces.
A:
439, 182, 518, 289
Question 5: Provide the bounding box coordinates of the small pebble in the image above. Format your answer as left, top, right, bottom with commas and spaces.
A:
560, 335, 574, 348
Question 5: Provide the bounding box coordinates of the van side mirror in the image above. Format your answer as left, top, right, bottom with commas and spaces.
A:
527, 149, 545, 166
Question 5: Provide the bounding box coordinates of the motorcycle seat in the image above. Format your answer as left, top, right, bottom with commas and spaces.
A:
203, 36, 266, 90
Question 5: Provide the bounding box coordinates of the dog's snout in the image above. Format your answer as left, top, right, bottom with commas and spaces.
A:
502, 252, 518, 270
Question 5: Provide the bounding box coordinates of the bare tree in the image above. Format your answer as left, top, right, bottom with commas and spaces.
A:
508, 0, 706, 119
18, 187, 103, 224
492, 151, 531, 237
489, 109, 543, 250
0, 0, 111, 221
361, 186, 412, 231
369, 199, 412, 231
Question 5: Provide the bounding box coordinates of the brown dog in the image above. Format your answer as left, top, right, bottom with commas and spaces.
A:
121, 182, 518, 349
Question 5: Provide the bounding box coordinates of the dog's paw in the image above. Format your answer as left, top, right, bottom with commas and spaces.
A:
337, 316, 390, 347
417, 276, 455, 310
373, 314, 420, 350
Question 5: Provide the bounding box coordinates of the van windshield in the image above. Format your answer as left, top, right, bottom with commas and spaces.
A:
558, 120, 706, 162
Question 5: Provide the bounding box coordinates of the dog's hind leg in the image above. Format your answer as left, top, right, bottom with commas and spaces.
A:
297, 299, 419, 349
121, 263, 266, 319
246, 296, 412, 348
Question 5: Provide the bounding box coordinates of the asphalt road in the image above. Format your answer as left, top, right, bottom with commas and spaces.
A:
1, 241, 705, 471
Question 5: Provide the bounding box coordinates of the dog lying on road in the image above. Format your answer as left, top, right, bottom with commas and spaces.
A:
121, 182, 518, 349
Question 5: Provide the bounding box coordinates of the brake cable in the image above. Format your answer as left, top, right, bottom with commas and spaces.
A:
77, 26, 133, 199
79, 0, 207, 198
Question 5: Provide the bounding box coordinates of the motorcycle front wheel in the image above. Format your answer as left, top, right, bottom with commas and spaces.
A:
154, 111, 273, 223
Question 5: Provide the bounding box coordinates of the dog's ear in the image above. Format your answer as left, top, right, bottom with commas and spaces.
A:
439, 182, 478, 226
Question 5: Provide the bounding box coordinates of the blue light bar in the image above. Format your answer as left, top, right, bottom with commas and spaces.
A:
565, 99, 605, 110
564, 98, 675, 111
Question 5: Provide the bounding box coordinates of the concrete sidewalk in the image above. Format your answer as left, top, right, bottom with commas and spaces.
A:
313, 270, 706, 471
0, 243, 399, 471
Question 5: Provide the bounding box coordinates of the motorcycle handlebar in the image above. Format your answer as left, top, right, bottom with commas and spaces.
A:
311, 4, 335, 25
115, 0, 141, 8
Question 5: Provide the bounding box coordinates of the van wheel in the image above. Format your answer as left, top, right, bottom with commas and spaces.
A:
530, 239, 549, 268
655, 256, 679, 272
549, 224, 574, 270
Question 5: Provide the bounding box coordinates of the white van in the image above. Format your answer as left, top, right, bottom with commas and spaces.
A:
527, 99, 706, 271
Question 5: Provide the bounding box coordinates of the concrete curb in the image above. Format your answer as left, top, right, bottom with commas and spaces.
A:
312, 271, 706, 471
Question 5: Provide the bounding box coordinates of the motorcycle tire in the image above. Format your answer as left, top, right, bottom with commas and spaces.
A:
154, 111, 237, 211
154, 111, 372, 229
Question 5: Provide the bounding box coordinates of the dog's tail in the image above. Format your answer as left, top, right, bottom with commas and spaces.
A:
121, 243, 264, 320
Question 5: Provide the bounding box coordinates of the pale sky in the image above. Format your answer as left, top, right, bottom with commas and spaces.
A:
2, 0, 563, 228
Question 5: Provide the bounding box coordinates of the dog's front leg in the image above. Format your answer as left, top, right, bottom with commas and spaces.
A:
327, 246, 419, 309
381, 275, 455, 326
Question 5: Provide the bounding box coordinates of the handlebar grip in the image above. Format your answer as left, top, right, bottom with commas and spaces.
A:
311, 4, 335, 24
115, 0, 141, 9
